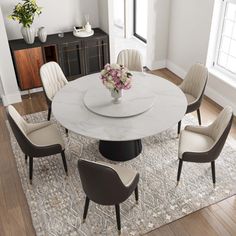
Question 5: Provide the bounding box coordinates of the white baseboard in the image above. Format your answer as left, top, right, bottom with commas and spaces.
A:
1, 92, 22, 106
20, 87, 43, 96
166, 60, 187, 79
1, 87, 43, 106
206, 86, 236, 115
149, 60, 166, 70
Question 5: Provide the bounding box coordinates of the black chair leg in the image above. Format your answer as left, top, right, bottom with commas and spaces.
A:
25, 154, 28, 163
83, 197, 90, 222
61, 150, 68, 175
211, 161, 216, 185
115, 204, 121, 234
177, 159, 183, 185
47, 107, 51, 121
178, 120, 182, 135
29, 156, 33, 184
197, 108, 201, 125
135, 186, 138, 203
65, 128, 69, 136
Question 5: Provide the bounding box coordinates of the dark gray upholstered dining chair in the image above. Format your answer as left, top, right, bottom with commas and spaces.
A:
78, 159, 139, 234
177, 106, 233, 186
178, 63, 208, 134
7, 105, 68, 184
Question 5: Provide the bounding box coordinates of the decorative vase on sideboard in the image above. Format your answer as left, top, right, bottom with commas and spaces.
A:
38, 27, 47, 43
21, 26, 36, 44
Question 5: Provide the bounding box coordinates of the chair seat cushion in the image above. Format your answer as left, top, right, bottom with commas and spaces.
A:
184, 93, 196, 105
28, 124, 65, 149
98, 162, 138, 187
179, 129, 214, 159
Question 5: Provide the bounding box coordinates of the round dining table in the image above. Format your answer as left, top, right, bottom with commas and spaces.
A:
52, 72, 187, 161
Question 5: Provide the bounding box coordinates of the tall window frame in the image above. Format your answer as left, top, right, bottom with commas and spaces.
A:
213, 0, 236, 78
133, 0, 147, 43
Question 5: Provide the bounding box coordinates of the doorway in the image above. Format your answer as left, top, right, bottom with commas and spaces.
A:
110, 0, 147, 66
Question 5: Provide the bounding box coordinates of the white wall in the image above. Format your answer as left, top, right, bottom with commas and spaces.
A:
1, 0, 99, 40
113, 0, 124, 28
0, 6, 21, 105
167, 0, 236, 113
77, 0, 99, 28
146, 0, 171, 70
167, 0, 214, 72
98, 0, 109, 34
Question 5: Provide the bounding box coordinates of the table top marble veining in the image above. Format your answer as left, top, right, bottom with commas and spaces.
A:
52, 72, 187, 141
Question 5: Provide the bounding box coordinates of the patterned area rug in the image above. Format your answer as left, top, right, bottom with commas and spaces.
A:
7, 111, 236, 236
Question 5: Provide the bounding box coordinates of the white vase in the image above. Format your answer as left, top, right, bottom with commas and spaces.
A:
38, 27, 47, 43
85, 22, 92, 32
21, 26, 36, 44
111, 89, 123, 104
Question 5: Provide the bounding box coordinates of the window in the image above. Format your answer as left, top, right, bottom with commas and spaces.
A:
133, 0, 147, 43
215, 0, 236, 76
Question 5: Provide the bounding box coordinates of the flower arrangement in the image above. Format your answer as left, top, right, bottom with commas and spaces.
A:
100, 64, 132, 92
9, 0, 42, 28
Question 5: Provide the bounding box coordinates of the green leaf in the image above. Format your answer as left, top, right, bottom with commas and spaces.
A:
8, 0, 42, 26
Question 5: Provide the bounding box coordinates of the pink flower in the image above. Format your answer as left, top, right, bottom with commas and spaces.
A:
105, 64, 111, 71
100, 63, 132, 91
111, 70, 117, 77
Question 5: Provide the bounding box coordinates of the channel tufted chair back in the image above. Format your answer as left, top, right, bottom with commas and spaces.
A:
179, 63, 208, 100
40, 61, 68, 120
117, 49, 143, 72
177, 63, 208, 134
209, 106, 233, 141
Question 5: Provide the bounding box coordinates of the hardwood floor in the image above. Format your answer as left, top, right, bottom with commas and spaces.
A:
0, 69, 235, 236
0, 93, 47, 236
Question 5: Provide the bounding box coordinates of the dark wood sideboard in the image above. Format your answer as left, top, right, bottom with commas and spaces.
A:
8, 28, 110, 91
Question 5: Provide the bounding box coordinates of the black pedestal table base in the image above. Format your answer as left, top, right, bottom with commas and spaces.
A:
99, 139, 142, 161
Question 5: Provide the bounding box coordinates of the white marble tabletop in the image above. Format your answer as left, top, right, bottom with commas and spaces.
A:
52, 72, 187, 141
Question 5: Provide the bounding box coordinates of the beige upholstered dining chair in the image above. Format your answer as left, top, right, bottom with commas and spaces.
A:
177, 106, 233, 186
78, 159, 139, 234
40, 61, 68, 121
117, 49, 143, 72
178, 63, 208, 134
7, 105, 68, 184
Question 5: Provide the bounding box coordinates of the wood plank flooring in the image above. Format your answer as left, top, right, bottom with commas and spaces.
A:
0, 69, 235, 236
